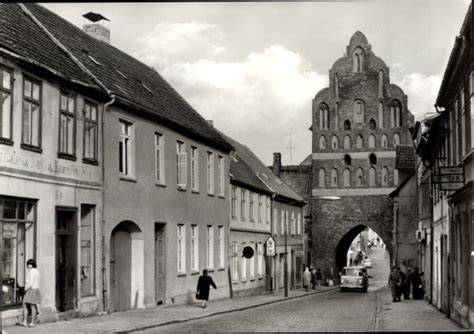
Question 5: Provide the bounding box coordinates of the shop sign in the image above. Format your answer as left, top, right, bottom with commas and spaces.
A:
266, 236, 275, 256
433, 166, 464, 191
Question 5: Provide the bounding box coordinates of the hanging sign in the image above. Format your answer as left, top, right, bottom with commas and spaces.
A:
432, 166, 464, 191
266, 236, 275, 256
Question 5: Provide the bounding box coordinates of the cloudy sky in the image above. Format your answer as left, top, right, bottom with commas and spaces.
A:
42, 0, 470, 166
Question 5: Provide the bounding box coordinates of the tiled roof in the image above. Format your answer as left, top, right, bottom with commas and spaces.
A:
277, 165, 312, 202
300, 154, 312, 166
221, 133, 305, 204
395, 145, 416, 171
230, 154, 272, 194
1, 3, 232, 152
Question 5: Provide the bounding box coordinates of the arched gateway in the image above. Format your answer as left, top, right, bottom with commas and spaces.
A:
309, 31, 413, 281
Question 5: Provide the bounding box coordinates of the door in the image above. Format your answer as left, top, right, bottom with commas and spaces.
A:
110, 225, 131, 312
56, 209, 77, 312
155, 224, 166, 305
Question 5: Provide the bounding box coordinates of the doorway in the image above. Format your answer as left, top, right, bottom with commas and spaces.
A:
56, 208, 77, 312
155, 223, 166, 305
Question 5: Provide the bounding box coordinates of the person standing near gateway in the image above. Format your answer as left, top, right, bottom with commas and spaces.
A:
196, 269, 217, 308
303, 267, 311, 291
22, 259, 40, 327
388, 267, 401, 302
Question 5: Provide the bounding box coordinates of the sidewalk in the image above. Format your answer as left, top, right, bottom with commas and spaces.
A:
3, 286, 337, 334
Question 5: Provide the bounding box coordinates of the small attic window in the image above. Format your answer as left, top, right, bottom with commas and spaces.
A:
116, 69, 128, 79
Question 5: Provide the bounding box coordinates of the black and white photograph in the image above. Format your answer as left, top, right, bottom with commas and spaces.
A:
0, 0, 472, 332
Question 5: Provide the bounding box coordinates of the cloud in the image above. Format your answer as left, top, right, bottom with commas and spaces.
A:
393, 73, 442, 121
134, 23, 327, 165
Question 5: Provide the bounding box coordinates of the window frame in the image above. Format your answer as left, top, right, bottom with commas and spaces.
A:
80, 204, 96, 297
207, 151, 215, 194
217, 155, 225, 196
176, 141, 187, 189
119, 119, 134, 177
21, 75, 42, 151
191, 225, 199, 272
155, 133, 165, 185
249, 192, 254, 222
190, 146, 199, 191
240, 189, 246, 221
83, 100, 99, 164
231, 186, 237, 219
207, 225, 214, 270
177, 224, 186, 274
0, 65, 14, 144
58, 91, 76, 159
217, 226, 225, 269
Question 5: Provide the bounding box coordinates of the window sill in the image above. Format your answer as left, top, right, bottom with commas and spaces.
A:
207, 193, 215, 197
156, 182, 166, 188
218, 267, 225, 271
177, 272, 187, 277
191, 271, 200, 275
206, 269, 215, 273
0, 138, 13, 146
177, 186, 187, 192
119, 175, 137, 183
258, 276, 263, 280
191, 190, 200, 194
58, 153, 77, 161
83, 158, 99, 166
218, 195, 225, 199
250, 278, 255, 281
232, 281, 238, 284
21, 143, 42, 153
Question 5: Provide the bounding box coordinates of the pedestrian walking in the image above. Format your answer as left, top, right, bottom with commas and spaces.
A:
303, 267, 311, 291
310, 267, 316, 290
403, 267, 412, 299
196, 269, 217, 308
411, 267, 424, 300
397, 267, 406, 301
22, 259, 40, 327
315, 268, 322, 291
388, 267, 401, 302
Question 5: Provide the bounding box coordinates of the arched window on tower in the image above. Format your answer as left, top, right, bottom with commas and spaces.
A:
353, 100, 364, 123
369, 119, 376, 130
368, 134, 376, 149
390, 100, 402, 127
378, 70, 384, 98
356, 168, 364, 187
344, 120, 351, 131
319, 104, 330, 130
356, 135, 363, 149
381, 167, 388, 186
353, 47, 365, 72
344, 135, 351, 150
331, 168, 338, 187
378, 102, 384, 129
344, 154, 352, 166
369, 153, 377, 165
331, 135, 338, 150
334, 103, 339, 129
343, 168, 351, 187
319, 135, 326, 150
369, 167, 376, 187
319, 168, 326, 188
381, 134, 388, 148
393, 133, 400, 147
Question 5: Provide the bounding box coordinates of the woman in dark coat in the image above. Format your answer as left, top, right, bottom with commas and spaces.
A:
412, 267, 424, 300
196, 269, 217, 308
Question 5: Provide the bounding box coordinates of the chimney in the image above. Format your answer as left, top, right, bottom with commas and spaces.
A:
273, 152, 281, 176
83, 12, 110, 43
207, 120, 214, 127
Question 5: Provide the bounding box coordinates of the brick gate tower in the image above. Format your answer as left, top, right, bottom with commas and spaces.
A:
311, 31, 414, 280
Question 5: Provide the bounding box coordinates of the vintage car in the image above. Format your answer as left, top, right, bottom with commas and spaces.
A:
340, 266, 368, 292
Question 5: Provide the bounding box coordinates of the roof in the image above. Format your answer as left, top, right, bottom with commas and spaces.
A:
389, 172, 415, 198
230, 154, 273, 195
1, 3, 232, 152
219, 132, 305, 205
395, 145, 416, 171
271, 165, 312, 203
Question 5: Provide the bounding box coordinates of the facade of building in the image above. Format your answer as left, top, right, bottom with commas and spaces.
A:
415, 4, 472, 328
310, 31, 415, 280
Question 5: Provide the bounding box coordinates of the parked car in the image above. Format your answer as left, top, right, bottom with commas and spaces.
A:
340, 266, 368, 292
363, 258, 372, 268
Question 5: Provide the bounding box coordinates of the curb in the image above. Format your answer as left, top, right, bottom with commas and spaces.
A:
111, 287, 339, 333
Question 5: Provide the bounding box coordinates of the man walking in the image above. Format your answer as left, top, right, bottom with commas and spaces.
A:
196, 269, 217, 308
388, 267, 402, 302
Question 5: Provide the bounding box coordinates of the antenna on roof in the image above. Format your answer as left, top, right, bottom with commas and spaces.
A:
286, 133, 294, 165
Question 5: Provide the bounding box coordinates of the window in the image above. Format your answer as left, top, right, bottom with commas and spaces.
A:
368, 134, 375, 149
344, 120, 351, 131
378, 102, 384, 129
258, 195, 263, 222
297, 213, 301, 235
343, 168, 350, 187
390, 101, 402, 127
80, 205, 95, 297
319, 104, 329, 130
319, 168, 326, 188
331, 168, 338, 187
59, 92, 76, 156
22, 77, 41, 148
249, 192, 255, 221
319, 136, 326, 150
280, 210, 285, 235
207, 226, 214, 269
0, 197, 36, 307
83, 101, 98, 162
394, 169, 399, 186
353, 100, 364, 123
257, 243, 263, 278
353, 47, 364, 72
241, 190, 246, 220
460, 88, 466, 157
207, 151, 214, 194
241, 242, 247, 281
231, 187, 237, 219
155, 133, 165, 184
231, 242, 238, 282
356, 168, 364, 187
344, 135, 351, 149
0, 66, 13, 141
291, 212, 295, 235
217, 155, 225, 196
331, 135, 338, 149
369, 119, 376, 130
381, 167, 388, 186
177, 224, 186, 273
369, 153, 377, 165
273, 208, 278, 235
119, 119, 133, 176
344, 154, 351, 166
393, 133, 400, 147
190, 146, 199, 191
369, 167, 376, 186
381, 134, 388, 148
356, 135, 363, 149
191, 225, 199, 272
265, 197, 270, 224
176, 141, 187, 188
249, 242, 255, 280
378, 70, 384, 98
218, 226, 224, 268
454, 99, 459, 164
